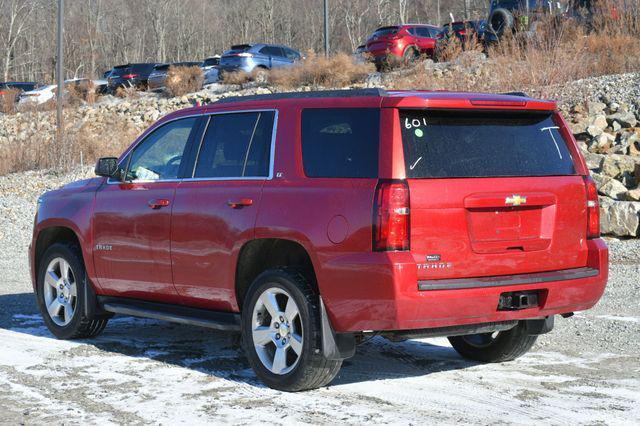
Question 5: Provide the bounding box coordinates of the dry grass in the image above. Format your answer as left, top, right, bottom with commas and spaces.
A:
1, 88, 20, 114
270, 51, 375, 89
0, 112, 141, 175
66, 81, 97, 105
220, 70, 251, 85
115, 85, 139, 99
165, 66, 204, 97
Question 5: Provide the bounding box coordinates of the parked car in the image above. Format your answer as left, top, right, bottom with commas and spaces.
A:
148, 62, 201, 92
353, 44, 368, 63
364, 24, 441, 69
434, 20, 487, 60
18, 78, 106, 105
0, 82, 40, 105
219, 43, 301, 76
203, 67, 220, 85
200, 56, 221, 72
106, 63, 157, 92
31, 88, 608, 392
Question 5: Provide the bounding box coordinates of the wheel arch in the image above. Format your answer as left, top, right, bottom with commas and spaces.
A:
34, 226, 83, 291
235, 238, 318, 310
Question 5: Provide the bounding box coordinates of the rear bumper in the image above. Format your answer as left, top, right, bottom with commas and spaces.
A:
321, 238, 608, 333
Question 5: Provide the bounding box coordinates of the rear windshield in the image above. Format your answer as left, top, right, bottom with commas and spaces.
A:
202, 57, 220, 66
372, 26, 399, 37
401, 110, 576, 178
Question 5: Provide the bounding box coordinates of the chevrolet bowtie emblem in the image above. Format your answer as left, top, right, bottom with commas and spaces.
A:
505, 195, 527, 206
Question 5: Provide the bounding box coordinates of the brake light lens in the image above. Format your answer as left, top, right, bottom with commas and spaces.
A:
373, 180, 410, 251
233, 52, 253, 57
122, 73, 138, 79
584, 176, 600, 239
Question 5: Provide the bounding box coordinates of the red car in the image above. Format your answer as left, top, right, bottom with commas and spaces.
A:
30, 89, 608, 391
365, 24, 441, 68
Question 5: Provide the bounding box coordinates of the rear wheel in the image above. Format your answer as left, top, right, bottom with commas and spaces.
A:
448, 322, 537, 363
36, 243, 109, 340
241, 268, 342, 391
403, 47, 419, 66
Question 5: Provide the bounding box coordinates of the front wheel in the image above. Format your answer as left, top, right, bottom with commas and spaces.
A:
241, 268, 342, 391
36, 243, 109, 340
448, 322, 537, 363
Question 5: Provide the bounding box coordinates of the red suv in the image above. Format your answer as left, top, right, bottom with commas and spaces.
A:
365, 24, 441, 69
30, 89, 608, 391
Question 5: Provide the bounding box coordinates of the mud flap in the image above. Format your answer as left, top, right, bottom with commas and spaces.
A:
83, 274, 111, 319
319, 297, 355, 361
524, 315, 555, 335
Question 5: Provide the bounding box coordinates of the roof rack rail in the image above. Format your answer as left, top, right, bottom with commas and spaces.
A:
502, 91, 528, 97
214, 88, 388, 104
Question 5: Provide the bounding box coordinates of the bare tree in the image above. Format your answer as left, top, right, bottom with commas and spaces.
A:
0, 0, 36, 81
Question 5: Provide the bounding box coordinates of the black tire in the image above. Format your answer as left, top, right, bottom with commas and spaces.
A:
448, 322, 537, 363
241, 268, 342, 391
402, 47, 419, 66
36, 243, 109, 340
488, 8, 514, 38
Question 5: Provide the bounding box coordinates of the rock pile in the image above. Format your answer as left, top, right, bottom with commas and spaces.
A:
567, 99, 640, 236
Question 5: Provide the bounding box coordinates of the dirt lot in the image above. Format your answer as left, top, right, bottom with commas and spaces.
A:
0, 170, 639, 425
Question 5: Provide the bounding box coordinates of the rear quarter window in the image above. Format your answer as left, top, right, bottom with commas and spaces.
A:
301, 108, 379, 178
401, 110, 576, 178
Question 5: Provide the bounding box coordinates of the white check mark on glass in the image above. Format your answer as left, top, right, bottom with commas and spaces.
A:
410, 157, 422, 170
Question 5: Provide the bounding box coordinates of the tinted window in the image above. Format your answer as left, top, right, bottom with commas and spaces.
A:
302, 109, 379, 178
283, 48, 300, 61
127, 117, 196, 181
194, 111, 275, 178
406, 27, 417, 36
400, 110, 576, 178
260, 46, 285, 57
415, 27, 433, 38
372, 26, 399, 37
202, 57, 220, 66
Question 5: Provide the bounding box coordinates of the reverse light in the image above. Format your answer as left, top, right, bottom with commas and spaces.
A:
584, 176, 600, 239
373, 180, 410, 251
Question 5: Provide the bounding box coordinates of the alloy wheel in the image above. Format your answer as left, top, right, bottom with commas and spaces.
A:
43, 257, 78, 326
251, 287, 303, 375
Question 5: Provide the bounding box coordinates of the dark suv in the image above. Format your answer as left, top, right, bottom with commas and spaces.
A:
30, 89, 608, 392
107, 63, 158, 92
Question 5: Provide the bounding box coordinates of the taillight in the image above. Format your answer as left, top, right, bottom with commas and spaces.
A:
373, 180, 410, 251
122, 73, 138, 79
233, 52, 253, 57
584, 176, 600, 239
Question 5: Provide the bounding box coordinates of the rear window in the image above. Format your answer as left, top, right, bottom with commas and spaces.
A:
202, 57, 220, 66
301, 108, 379, 178
372, 26, 399, 37
401, 110, 576, 178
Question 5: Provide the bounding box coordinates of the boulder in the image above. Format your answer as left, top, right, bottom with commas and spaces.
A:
586, 114, 608, 137
627, 188, 640, 202
599, 198, 640, 237
601, 154, 639, 179
584, 152, 605, 171
599, 178, 628, 200
607, 111, 638, 129
587, 101, 606, 115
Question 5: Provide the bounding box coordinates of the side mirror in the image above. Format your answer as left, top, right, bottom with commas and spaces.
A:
95, 157, 118, 178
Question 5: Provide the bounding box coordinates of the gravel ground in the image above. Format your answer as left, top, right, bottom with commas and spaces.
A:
0, 168, 639, 425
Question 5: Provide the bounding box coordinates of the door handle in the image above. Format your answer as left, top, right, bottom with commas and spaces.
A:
148, 198, 171, 209
227, 198, 253, 209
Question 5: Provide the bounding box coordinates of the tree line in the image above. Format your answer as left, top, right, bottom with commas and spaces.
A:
0, 0, 489, 83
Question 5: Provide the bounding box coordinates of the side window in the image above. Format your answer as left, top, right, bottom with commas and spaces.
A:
260, 46, 284, 57
126, 117, 196, 181
194, 111, 275, 178
416, 27, 432, 38
301, 108, 379, 178
284, 48, 300, 61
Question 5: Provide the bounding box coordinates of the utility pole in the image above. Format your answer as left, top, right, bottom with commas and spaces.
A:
56, 0, 64, 151
323, 0, 329, 57
437, 0, 441, 26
